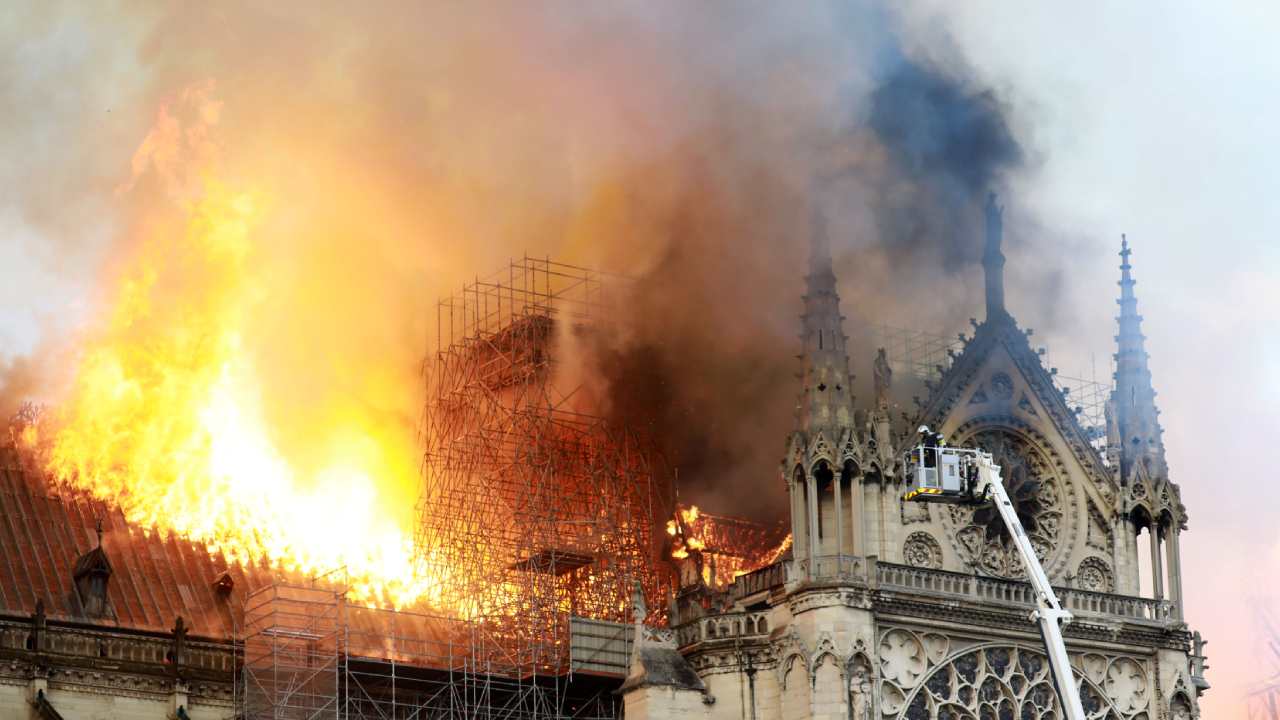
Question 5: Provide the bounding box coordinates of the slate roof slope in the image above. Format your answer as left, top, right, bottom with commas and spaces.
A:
0, 442, 277, 640
0, 441, 521, 670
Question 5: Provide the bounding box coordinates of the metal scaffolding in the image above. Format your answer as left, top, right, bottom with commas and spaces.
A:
236, 258, 669, 720
241, 584, 343, 720
238, 579, 629, 720
414, 257, 674, 715
872, 323, 1110, 447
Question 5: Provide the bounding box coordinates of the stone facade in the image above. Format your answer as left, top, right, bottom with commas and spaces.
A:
624, 199, 1209, 719
0, 613, 235, 720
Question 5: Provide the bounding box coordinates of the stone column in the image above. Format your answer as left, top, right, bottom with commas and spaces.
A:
808, 472, 821, 570
1166, 527, 1184, 620
834, 474, 844, 557
1149, 527, 1164, 600
849, 476, 864, 556
791, 479, 808, 564
874, 482, 886, 559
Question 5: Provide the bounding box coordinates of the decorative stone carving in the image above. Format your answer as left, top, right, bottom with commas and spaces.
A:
1077, 556, 1115, 593
1104, 657, 1149, 714
874, 347, 893, 409
1170, 693, 1193, 720
969, 384, 989, 405
879, 630, 926, 687
1018, 392, 1038, 416
1087, 504, 1115, 553
901, 502, 930, 525
846, 651, 873, 720
810, 432, 834, 465
902, 532, 943, 570
990, 372, 1014, 400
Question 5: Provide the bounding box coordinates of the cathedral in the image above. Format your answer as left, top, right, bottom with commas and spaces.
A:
621, 195, 1210, 720
0, 194, 1210, 720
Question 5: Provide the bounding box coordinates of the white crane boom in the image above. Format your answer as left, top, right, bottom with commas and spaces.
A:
904, 431, 1087, 720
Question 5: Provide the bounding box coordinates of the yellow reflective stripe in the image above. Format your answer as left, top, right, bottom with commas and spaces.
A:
902, 487, 944, 501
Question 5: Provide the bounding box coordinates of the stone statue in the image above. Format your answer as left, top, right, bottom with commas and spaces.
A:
848, 660, 872, 720
873, 348, 892, 409
631, 581, 647, 624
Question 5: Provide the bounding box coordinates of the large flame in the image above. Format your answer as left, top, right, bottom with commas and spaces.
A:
26, 85, 437, 609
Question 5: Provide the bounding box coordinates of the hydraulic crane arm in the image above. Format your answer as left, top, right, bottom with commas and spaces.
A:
973, 454, 1088, 720
903, 430, 1086, 720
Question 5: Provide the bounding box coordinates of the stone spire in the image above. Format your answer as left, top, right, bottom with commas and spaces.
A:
796, 204, 856, 433
982, 191, 1009, 323
1110, 235, 1166, 479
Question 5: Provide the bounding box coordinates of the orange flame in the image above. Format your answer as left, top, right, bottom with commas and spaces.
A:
29, 86, 441, 609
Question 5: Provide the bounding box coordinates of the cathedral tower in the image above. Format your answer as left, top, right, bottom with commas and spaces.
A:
631, 192, 1208, 720
1111, 236, 1168, 481
786, 204, 860, 571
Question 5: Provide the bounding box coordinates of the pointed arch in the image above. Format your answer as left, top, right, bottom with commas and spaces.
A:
780, 652, 812, 720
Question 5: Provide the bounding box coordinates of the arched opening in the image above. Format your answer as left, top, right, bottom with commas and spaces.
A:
841, 459, 858, 554
813, 460, 833, 543
792, 465, 808, 560
1130, 506, 1161, 600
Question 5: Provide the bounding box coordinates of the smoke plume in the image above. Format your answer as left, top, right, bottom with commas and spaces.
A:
2, 2, 1042, 524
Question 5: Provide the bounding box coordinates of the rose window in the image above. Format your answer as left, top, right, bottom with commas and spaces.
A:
946, 428, 1065, 579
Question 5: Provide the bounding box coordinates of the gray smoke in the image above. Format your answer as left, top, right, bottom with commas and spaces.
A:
1, 2, 1051, 524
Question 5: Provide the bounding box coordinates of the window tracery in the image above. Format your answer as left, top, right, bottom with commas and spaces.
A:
942, 426, 1069, 579
878, 630, 1148, 720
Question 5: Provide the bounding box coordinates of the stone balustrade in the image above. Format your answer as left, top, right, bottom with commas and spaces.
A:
792, 555, 868, 584
876, 562, 1173, 623
713, 558, 1173, 640
0, 615, 237, 675
676, 610, 772, 647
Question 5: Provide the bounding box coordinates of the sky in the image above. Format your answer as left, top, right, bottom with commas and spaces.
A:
2, 3, 1278, 717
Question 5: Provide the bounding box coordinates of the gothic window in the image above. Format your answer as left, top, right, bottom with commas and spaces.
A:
887, 645, 1129, 720
782, 654, 810, 720
944, 427, 1066, 579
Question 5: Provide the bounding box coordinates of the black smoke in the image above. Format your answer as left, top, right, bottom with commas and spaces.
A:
865, 56, 1024, 271
579, 49, 1030, 521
